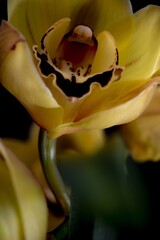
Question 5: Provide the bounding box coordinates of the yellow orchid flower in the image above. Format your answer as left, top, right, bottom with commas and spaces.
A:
0, 139, 48, 240
0, 1, 160, 139
120, 88, 160, 162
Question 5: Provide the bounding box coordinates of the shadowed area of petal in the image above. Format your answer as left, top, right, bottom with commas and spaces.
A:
120, 5, 160, 81
0, 140, 48, 240
8, 0, 71, 47
0, 22, 63, 131
8, 0, 35, 47
70, 0, 132, 34
27, 0, 71, 47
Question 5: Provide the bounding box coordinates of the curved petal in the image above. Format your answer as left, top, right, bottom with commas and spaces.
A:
121, 5, 160, 81
70, 0, 132, 34
0, 22, 63, 131
49, 78, 159, 138
72, 78, 149, 122
0, 140, 48, 240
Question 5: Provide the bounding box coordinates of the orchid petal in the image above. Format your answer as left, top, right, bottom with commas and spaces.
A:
49, 79, 158, 138
0, 140, 48, 240
0, 22, 63, 131
120, 5, 160, 81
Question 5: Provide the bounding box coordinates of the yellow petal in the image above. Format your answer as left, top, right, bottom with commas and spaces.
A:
0, 22, 63, 131
0, 140, 48, 240
121, 5, 160, 81
49, 78, 159, 138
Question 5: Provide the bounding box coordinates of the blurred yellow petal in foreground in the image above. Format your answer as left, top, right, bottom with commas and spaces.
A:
0, 140, 48, 240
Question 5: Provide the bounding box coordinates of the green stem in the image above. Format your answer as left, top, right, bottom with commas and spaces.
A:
38, 128, 70, 216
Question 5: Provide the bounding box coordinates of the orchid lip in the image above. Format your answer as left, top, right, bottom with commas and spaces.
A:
34, 22, 123, 98
36, 51, 114, 98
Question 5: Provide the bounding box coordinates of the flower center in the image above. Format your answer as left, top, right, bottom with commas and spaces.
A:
53, 25, 97, 81
34, 18, 123, 98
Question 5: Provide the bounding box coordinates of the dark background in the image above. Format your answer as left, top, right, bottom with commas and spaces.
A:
0, 1, 160, 239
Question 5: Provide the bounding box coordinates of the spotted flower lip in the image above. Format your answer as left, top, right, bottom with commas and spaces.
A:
1, 1, 160, 138
0, 139, 48, 240
34, 18, 123, 98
